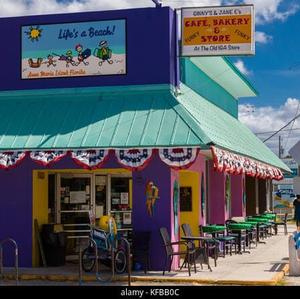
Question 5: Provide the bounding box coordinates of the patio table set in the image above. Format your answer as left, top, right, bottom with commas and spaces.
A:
159, 212, 288, 276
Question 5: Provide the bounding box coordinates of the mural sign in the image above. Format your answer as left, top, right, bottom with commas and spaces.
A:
22, 19, 126, 79
181, 5, 255, 56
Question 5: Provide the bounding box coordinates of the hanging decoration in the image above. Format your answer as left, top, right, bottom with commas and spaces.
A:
115, 148, 153, 171
30, 151, 67, 166
242, 175, 247, 208
71, 149, 109, 169
0, 151, 27, 170
159, 148, 198, 169
145, 181, 160, 217
225, 174, 231, 216
211, 146, 284, 181
173, 180, 179, 236
201, 172, 205, 218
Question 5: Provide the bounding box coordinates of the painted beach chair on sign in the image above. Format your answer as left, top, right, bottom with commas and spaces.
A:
289, 232, 300, 276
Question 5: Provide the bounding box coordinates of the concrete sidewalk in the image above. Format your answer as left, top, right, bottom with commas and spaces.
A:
1, 226, 293, 286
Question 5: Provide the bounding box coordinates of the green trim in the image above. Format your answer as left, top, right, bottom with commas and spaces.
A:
0, 84, 173, 98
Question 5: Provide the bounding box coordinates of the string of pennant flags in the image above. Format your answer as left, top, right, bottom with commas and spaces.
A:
211, 146, 283, 181
0, 147, 284, 180
0, 148, 199, 171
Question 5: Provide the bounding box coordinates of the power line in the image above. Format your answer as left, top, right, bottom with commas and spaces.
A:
284, 100, 300, 149
263, 112, 300, 142
254, 127, 300, 135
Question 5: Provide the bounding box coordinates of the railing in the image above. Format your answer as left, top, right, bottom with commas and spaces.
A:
120, 237, 131, 287
0, 238, 19, 285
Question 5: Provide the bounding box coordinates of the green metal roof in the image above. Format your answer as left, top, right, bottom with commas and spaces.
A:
0, 83, 289, 172
189, 57, 258, 99
0, 85, 207, 150
176, 83, 290, 172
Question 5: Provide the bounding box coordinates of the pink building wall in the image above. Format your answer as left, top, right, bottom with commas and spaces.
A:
231, 174, 245, 217
208, 162, 226, 224
208, 162, 245, 224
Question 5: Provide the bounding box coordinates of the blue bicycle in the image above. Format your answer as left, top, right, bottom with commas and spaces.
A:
81, 227, 127, 281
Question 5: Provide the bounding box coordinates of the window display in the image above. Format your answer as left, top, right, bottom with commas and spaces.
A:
95, 175, 107, 219
110, 177, 132, 229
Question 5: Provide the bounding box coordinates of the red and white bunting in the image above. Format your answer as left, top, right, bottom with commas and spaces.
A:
159, 148, 198, 169
71, 149, 109, 169
211, 146, 284, 181
0, 151, 27, 169
212, 146, 225, 172
235, 155, 244, 175
30, 151, 67, 166
115, 148, 153, 171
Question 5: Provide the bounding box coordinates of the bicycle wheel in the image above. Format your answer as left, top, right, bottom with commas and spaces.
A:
115, 249, 127, 274
81, 247, 96, 272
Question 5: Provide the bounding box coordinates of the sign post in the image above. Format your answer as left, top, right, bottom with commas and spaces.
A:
181, 5, 255, 57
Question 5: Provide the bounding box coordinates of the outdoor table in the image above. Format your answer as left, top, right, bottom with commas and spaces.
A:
226, 223, 252, 254
255, 215, 275, 221
247, 217, 271, 223
246, 218, 270, 242
181, 236, 213, 272
201, 225, 225, 237
263, 213, 276, 219
261, 214, 276, 220
239, 221, 262, 245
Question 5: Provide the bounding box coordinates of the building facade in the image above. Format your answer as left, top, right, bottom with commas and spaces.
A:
0, 6, 289, 270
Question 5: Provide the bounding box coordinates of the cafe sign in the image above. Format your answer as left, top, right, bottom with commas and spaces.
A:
181, 5, 255, 56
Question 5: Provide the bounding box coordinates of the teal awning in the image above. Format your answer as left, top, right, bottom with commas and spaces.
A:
0, 83, 289, 172
176, 83, 290, 172
189, 57, 258, 99
0, 85, 208, 150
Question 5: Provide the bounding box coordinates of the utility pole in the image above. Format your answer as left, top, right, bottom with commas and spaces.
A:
278, 135, 284, 158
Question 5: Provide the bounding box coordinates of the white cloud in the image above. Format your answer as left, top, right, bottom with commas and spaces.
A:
234, 59, 252, 76
0, 0, 298, 24
239, 98, 300, 156
255, 31, 273, 44
240, 0, 299, 24
0, 0, 223, 17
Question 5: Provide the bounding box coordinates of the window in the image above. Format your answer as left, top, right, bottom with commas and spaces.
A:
180, 187, 192, 212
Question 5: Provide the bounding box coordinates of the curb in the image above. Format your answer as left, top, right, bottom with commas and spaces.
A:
2, 263, 289, 286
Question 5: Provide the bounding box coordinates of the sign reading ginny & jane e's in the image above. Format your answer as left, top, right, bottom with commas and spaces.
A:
21, 19, 126, 79
181, 5, 255, 57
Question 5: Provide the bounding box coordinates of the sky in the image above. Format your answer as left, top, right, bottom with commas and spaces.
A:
0, 0, 299, 157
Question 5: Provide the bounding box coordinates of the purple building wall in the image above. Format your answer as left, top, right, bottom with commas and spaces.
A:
0, 151, 122, 267
0, 7, 177, 92
0, 150, 191, 270
0, 160, 33, 267
132, 152, 173, 271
